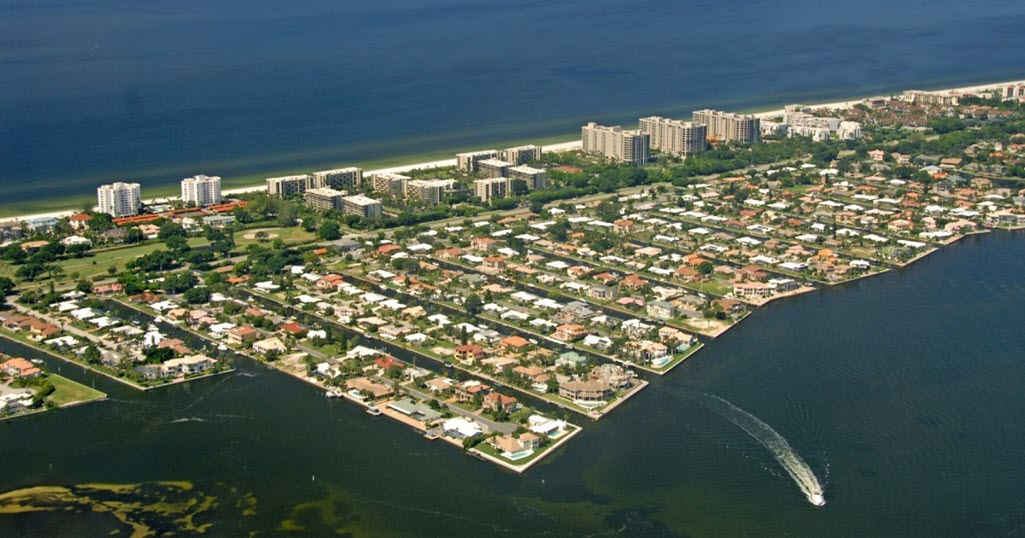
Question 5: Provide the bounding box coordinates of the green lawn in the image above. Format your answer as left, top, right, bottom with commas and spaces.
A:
235, 227, 317, 248
58, 238, 211, 279
47, 374, 106, 406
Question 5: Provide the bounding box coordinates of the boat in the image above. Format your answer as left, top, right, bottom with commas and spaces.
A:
809, 493, 826, 507
424, 431, 439, 440
365, 405, 382, 416
325, 388, 343, 398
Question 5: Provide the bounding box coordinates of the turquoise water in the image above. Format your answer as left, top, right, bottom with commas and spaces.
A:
2, 230, 1025, 535
2, 0, 1025, 207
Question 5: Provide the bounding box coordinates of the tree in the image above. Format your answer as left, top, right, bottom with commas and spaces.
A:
697, 261, 715, 275
83, 345, 102, 364
144, 346, 175, 363
464, 293, 483, 316
255, 231, 269, 243
315, 221, 340, 239
183, 287, 212, 304
65, 243, 91, 258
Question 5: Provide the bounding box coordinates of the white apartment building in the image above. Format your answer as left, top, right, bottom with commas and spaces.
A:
508, 165, 548, 189
370, 173, 409, 197
837, 121, 863, 141
406, 179, 455, 206
266, 175, 312, 197
474, 177, 512, 201
500, 145, 542, 165
342, 195, 383, 218
691, 110, 760, 143
180, 174, 222, 207
304, 187, 346, 211
581, 122, 650, 165
639, 116, 708, 155
312, 167, 362, 190
456, 150, 499, 172
478, 158, 512, 178
97, 182, 142, 218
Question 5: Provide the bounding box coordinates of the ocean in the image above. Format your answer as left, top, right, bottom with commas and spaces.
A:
2, 0, 1025, 212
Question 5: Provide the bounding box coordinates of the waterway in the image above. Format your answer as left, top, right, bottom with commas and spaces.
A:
3, 0, 1025, 212
2, 231, 1025, 535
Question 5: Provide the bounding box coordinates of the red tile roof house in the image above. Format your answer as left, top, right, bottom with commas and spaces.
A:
68, 213, 92, 231
454, 344, 486, 364
0, 357, 41, 378
315, 274, 345, 291
484, 392, 518, 412
470, 237, 497, 251
552, 324, 588, 342
279, 322, 307, 337
500, 336, 531, 351
374, 356, 405, 371
619, 274, 649, 290
377, 244, 402, 257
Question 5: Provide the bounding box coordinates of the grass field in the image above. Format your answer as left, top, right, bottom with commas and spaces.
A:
236, 227, 317, 248
0, 237, 212, 285
47, 374, 106, 406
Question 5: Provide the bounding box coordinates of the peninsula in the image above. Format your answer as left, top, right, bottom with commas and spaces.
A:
1, 79, 1024, 476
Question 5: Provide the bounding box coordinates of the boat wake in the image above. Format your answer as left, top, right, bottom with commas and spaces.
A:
695, 393, 826, 507
170, 417, 212, 424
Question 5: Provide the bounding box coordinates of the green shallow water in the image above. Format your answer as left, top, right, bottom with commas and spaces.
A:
2, 231, 1025, 535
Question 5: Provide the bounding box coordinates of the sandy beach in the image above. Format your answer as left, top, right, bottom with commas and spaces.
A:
6, 78, 1023, 225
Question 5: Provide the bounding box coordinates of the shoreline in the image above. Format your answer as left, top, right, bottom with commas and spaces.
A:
4, 77, 1024, 224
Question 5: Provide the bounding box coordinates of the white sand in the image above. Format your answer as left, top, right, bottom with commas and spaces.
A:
7, 79, 1024, 224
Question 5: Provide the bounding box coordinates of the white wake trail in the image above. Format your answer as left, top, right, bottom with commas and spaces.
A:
697, 393, 826, 507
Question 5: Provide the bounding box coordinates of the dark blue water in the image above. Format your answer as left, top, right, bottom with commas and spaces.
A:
2, 0, 1025, 206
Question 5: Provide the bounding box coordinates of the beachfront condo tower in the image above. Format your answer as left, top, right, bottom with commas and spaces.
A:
456, 150, 499, 172
180, 174, 222, 207
500, 145, 542, 165
691, 110, 760, 143
639, 116, 708, 156
266, 175, 313, 198
97, 182, 142, 218
311, 167, 363, 190
581, 123, 650, 165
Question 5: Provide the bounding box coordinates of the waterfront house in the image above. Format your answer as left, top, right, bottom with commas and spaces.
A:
346, 377, 393, 400
252, 337, 288, 355
454, 344, 486, 364
559, 379, 613, 402
227, 325, 259, 345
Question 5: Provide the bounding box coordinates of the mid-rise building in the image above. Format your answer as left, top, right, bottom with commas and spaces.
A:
837, 121, 863, 141
97, 182, 142, 218
581, 123, 650, 165
901, 90, 960, 107
691, 110, 760, 143
311, 167, 362, 190
370, 173, 409, 197
405, 179, 454, 206
342, 195, 383, 218
500, 145, 542, 165
304, 187, 346, 211
508, 165, 548, 189
1004, 84, 1025, 101
474, 177, 512, 202
266, 175, 312, 198
180, 174, 222, 207
478, 158, 512, 178
456, 150, 499, 172
638, 116, 708, 156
